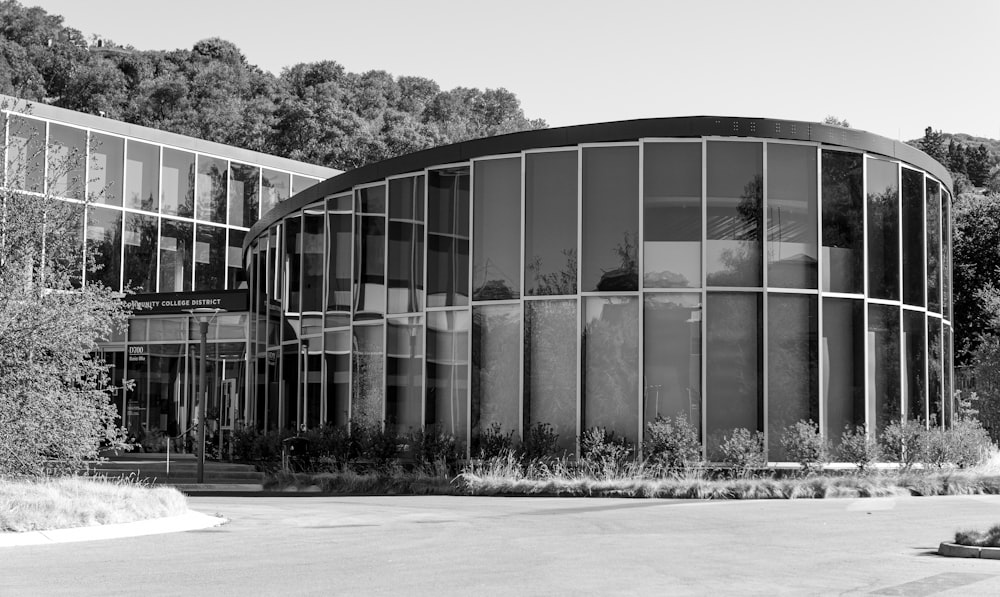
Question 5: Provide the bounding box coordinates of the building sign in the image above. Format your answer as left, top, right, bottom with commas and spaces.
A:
127, 290, 249, 315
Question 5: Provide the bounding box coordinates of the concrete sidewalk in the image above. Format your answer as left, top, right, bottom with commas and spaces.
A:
0, 510, 226, 547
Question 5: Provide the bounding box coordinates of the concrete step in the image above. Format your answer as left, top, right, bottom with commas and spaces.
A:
93, 470, 264, 481
91, 461, 258, 473
171, 483, 266, 493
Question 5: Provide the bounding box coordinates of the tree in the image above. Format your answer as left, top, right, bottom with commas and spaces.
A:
822, 115, 850, 128
952, 192, 1000, 364
918, 126, 947, 164
967, 144, 992, 187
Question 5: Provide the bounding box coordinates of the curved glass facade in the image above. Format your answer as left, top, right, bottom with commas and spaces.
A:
245, 122, 954, 461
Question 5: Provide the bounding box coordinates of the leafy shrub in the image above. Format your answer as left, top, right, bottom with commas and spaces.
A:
780, 420, 828, 473
409, 427, 460, 475
719, 428, 766, 477
644, 414, 701, 470
350, 424, 401, 471
880, 419, 927, 470
303, 424, 351, 465
477, 422, 516, 460
580, 427, 634, 464
921, 419, 993, 468
520, 422, 561, 462
837, 425, 880, 472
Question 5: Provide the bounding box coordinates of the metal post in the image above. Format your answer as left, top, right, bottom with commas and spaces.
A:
198, 319, 208, 484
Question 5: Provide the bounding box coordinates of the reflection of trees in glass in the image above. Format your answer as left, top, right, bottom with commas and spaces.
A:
86, 212, 121, 288
595, 232, 638, 292
526, 249, 576, 296
870, 307, 901, 433
868, 186, 899, 299
582, 298, 638, 442
351, 335, 384, 429
471, 306, 520, 451
708, 175, 761, 286
524, 300, 577, 451
766, 296, 818, 460
821, 151, 863, 292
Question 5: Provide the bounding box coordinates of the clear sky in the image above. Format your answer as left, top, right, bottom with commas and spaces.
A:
26, 0, 1000, 142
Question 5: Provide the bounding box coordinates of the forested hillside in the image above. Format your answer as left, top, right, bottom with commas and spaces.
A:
0, 0, 546, 170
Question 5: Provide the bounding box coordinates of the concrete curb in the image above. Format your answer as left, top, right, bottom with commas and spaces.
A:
938, 542, 1000, 559
0, 510, 227, 548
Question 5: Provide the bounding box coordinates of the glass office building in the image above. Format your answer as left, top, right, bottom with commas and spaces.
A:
245, 117, 954, 461
1, 96, 339, 447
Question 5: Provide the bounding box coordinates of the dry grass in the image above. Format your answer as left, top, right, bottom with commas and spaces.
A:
955, 523, 1000, 547
0, 475, 188, 532
265, 469, 457, 495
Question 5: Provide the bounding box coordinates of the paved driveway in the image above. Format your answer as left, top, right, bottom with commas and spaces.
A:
4, 494, 1000, 595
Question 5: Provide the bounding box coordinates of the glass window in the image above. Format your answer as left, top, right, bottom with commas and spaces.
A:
472, 304, 521, 452
194, 224, 225, 290
302, 206, 325, 312
229, 163, 259, 228
583, 296, 639, 444
292, 175, 318, 196
944, 324, 953, 426
196, 156, 227, 224
159, 219, 192, 292
125, 140, 158, 212
426, 310, 470, 446
227, 229, 247, 290
7, 115, 45, 193
428, 167, 470, 307
525, 151, 577, 296
281, 343, 298, 429
821, 150, 863, 293
284, 216, 301, 312
303, 344, 322, 429
643, 293, 701, 435
524, 299, 577, 453
821, 298, 864, 446
356, 184, 386, 214
386, 316, 424, 435
706, 142, 762, 287
161, 148, 194, 218
928, 318, 942, 425
926, 178, 941, 313
643, 143, 701, 288
943, 190, 952, 321
901, 169, 925, 307
868, 304, 901, 433
326, 210, 352, 316
388, 176, 425, 313
353, 214, 385, 318
867, 158, 899, 300
473, 158, 521, 300
148, 317, 186, 341
767, 294, 818, 460
903, 310, 926, 422
261, 169, 290, 216
85, 205, 122, 289
123, 212, 158, 292
324, 328, 351, 427
48, 123, 86, 200
352, 324, 384, 429
706, 292, 761, 460
582, 146, 639, 292
767, 144, 817, 289
89, 132, 123, 207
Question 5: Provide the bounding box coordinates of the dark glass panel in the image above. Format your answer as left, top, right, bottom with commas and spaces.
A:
867, 158, 899, 300
903, 310, 927, 422
928, 318, 942, 425
767, 144, 817, 289
7, 115, 44, 192
706, 142, 762, 287
89, 132, 124, 207
821, 150, 863, 293
261, 169, 290, 217
161, 148, 194, 218
159, 219, 192, 292
125, 140, 158, 212
123, 213, 157, 292
901, 169, 925, 306
822, 298, 865, 446
643, 293, 701, 435
229, 163, 259, 228
292, 175, 318, 196
48, 123, 86, 200
524, 299, 577, 453
390, 176, 423, 221
868, 304, 901, 433
356, 184, 386, 214
705, 292, 761, 460
353, 215, 385, 318
284, 216, 301, 313
149, 317, 186, 341
194, 224, 225, 291
525, 151, 577, 296
473, 158, 521, 300
943, 190, 952, 320
472, 304, 521, 452
944, 324, 953, 426
926, 178, 941, 313
325, 213, 352, 315
227, 229, 247, 290
388, 175, 425, 313
304, 345, 322, 429
281, 343, 298, 430
196, 156, 227, 224
583, 296, 639, 444
85, 205, 122, 289
328, 193, 352, 212
352, 324, 384, 429
428, 167, 470, 307
265, 349, 279, 429
582, 146, 638, 292
386, 316, 424, 435
643, 143, 701, 288
324, 328, 351, 427
767, 294, 818, 461
426, 310, 470, 446
302, 207, 325, 312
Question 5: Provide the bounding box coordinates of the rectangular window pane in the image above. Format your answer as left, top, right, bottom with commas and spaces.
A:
426, 310, 469, 446
159, 219, 192, 292
525, 151, 577, 296
89, 132, 123, 207
926, 178, 941, 313
386, 316, 424, 435
302, 207, 325, 312
325, 212, 352, 316
388, 175, 425, 313
85, 205, 122, 289
583, 296, 639, 444
473, 158, 521, 299
293, 175, 318, 197
261, 169, 290, 216
706, 142, 762, 287
901, 169, 925, 306
582, 146, 638, 292
126, 140, 158, 212
943, 190, 951, 321
868, 304, 901, 433
7, 115, 45, 192
356, 184, 386, 214
123, 212, 158, 292
227, 229, 246, 290
196, 156, 227, 224
161, 148, 194, 217
428, 167, 470, 307
867, 158, 899, 300
822, 298, 865, 446
643, 293, 701, 436
229, 163, 259, 227
767, 294, 818, 460
944, 324, 952, 426
353, 215, 385, 318
706, 292, 761, 459
472, 304, 521, 452
643, 143, 701, 288
324, 329, 351, 427
48, 123, 86, 200
284, 216, 301, 312
903, 310, 926, 422
352, 324, 384, 429
928, 318, 942, 425
821, 150, 863, 293
767, 144, 817, 289
194, 224, 225, 290
524, 299, 577, 453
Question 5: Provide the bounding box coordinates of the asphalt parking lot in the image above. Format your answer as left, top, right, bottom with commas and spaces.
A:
4, 494, 1000, 595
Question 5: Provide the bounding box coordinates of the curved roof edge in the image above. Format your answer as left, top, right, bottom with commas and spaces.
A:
246, 116, 953, 252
